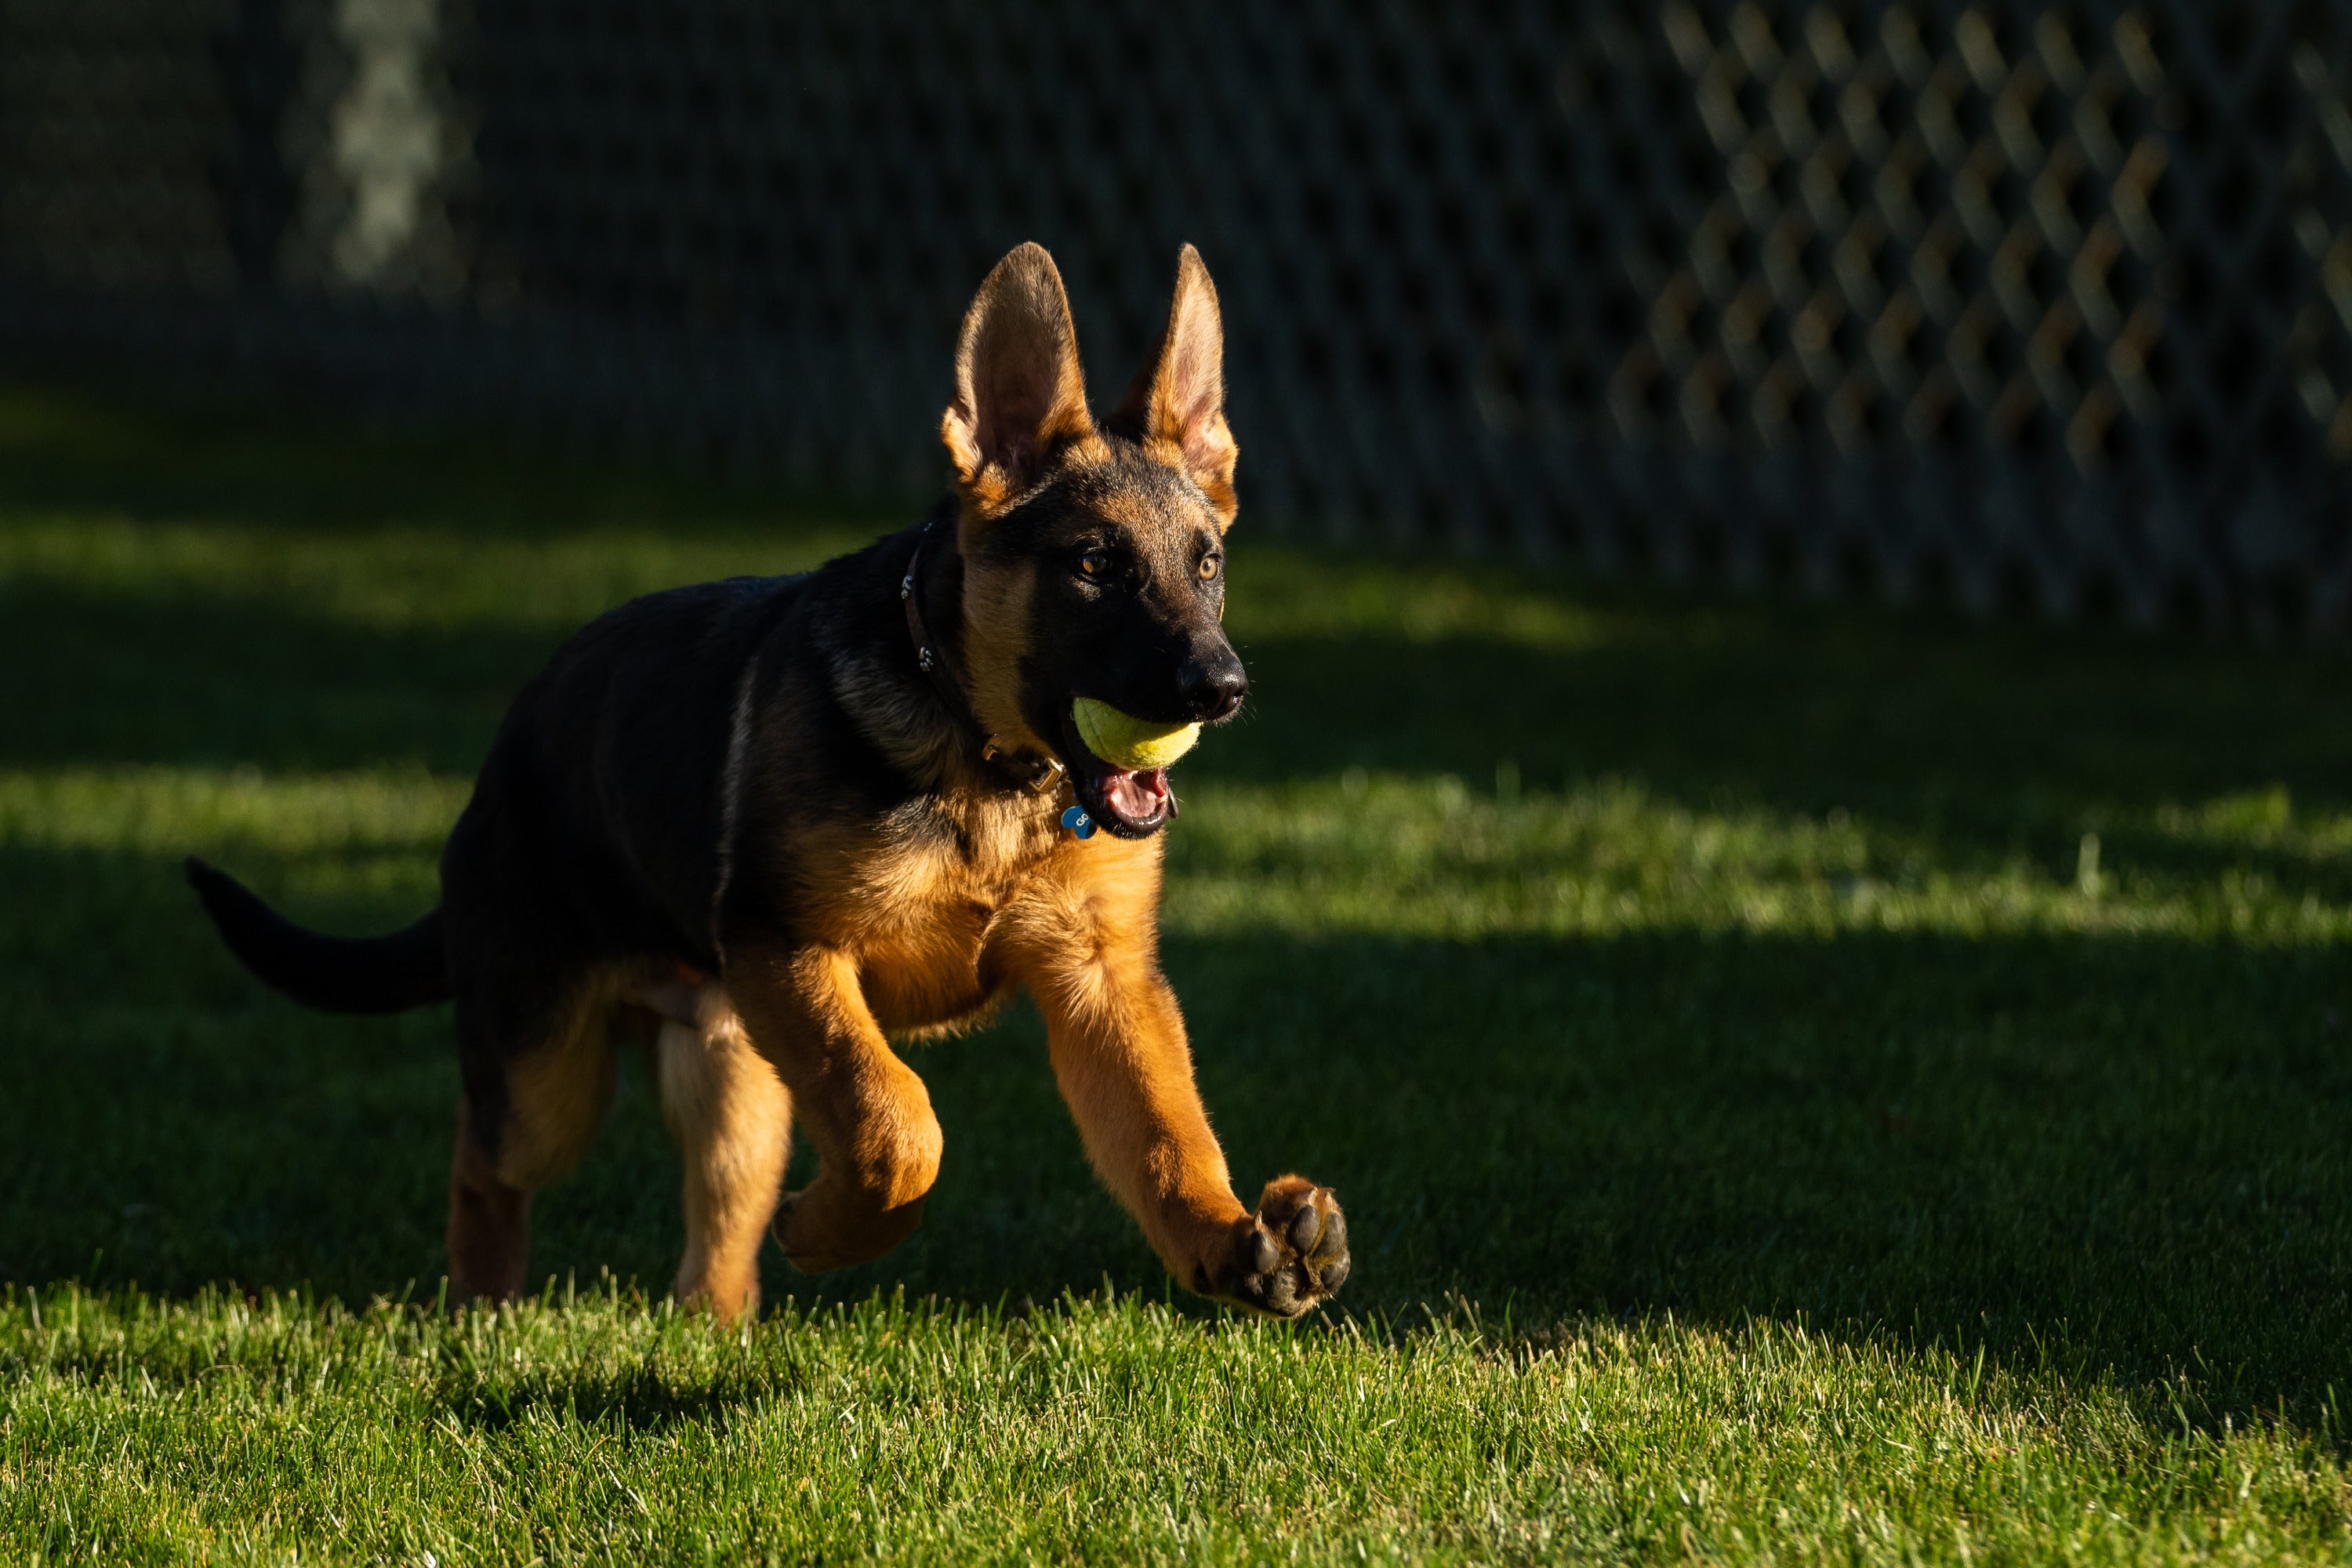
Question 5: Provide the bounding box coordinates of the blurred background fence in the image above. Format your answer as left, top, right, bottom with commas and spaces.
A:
5, 2, 2351, 632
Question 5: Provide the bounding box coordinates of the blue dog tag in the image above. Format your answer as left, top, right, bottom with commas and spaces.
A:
1061, 804, 1096, 840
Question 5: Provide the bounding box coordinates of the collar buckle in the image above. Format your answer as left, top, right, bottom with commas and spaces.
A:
982, 742, 1065, 793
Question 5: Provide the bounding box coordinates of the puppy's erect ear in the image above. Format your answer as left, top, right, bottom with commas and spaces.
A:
1110, 244, 1238, 527
942, 242, 1094, 511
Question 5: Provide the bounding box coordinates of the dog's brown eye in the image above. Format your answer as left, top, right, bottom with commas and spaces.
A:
1198, 554, 1221, 582
1078, 549, 1109, 578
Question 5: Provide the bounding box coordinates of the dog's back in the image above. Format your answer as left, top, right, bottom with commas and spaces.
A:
191, 568, 811, 1004
448, 570, 811, 974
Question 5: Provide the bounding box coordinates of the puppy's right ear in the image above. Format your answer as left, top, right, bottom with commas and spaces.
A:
941, 242, 1094, 513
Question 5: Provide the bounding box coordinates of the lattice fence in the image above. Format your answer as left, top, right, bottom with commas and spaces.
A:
5, 2, 2350, 630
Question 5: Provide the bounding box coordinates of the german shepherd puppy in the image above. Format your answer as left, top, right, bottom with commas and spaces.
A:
187, 243, 1349, 1322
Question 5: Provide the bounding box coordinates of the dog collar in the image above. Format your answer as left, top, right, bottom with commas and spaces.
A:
900, 517, 1067, 795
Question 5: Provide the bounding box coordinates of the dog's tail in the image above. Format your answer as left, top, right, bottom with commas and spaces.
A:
185, 856, 450, 1014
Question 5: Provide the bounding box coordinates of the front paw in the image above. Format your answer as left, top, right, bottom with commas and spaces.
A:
769, 1183, 925, 1273
1196, 1176, 1349, 1318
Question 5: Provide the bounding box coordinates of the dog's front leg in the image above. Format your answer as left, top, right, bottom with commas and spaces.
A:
1016, 927, 1351, 1318
725, 941, 945, 1272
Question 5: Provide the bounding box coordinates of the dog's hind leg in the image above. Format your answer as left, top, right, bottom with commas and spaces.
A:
447, 1098, 532, 1304
652, 986, 792, 1321
446, 970, 622, 1307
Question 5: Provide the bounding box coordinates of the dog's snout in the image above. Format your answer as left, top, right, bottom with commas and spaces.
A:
1179, 648, 1249, 721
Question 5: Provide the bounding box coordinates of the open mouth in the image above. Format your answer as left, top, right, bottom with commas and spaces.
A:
1059, 711, 1175, 837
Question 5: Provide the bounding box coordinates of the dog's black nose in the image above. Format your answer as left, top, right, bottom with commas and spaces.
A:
1179, 648, 1249, 720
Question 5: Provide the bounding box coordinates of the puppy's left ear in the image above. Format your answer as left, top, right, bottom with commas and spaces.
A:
1110, 244, 1239, 527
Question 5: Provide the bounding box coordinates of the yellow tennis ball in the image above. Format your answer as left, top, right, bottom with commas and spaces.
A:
1072, 698, 1201, 771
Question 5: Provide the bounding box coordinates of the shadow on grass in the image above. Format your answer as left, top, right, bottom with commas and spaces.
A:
445, 1359, 793, 1435
5, 839, 2347, 1430
0, 580, 543, 774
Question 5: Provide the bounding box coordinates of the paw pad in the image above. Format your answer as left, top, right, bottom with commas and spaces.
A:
1209, 1176, 1350, 1318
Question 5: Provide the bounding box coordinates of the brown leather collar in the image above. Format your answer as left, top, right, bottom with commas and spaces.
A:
900, 517, 1066, 793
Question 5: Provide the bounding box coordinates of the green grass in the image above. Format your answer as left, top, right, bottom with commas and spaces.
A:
2, 388, 2350, 1562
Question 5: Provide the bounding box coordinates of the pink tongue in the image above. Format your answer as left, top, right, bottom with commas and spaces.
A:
1103, 767, 1170, 822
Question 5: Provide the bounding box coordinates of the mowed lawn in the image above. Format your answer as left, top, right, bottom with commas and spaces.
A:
3, 389, 2352, 1564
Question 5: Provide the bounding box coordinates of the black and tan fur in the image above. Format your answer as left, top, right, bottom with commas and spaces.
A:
190, 243, 1349, 1322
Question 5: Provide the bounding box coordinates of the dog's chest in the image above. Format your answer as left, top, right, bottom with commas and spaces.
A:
822, 795, 1062, 1026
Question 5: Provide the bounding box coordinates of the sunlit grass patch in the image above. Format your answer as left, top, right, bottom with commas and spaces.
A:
5, 1287, 2348, 1564
0, 767, 467, 858
12, 763, 2348, 948
1165, 773, 2352, 943
0, 516, 865, 635
1226, 550, 1622, 652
